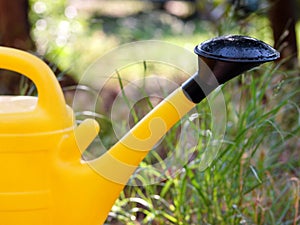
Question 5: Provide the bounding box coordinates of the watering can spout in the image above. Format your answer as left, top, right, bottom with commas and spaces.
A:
90, 88, 195, 182
84, 88, 197, 225
88, 36, 279, 224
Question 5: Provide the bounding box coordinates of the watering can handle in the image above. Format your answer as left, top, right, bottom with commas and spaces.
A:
0, 47, 68, 122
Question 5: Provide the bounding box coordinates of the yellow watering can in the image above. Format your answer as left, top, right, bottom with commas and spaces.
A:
0, 35, 279, 225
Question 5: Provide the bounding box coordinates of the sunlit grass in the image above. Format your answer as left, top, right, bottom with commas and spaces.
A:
103, 60, 299, 225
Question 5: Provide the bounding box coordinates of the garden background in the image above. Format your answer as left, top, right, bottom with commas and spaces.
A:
0, 0, 299, 224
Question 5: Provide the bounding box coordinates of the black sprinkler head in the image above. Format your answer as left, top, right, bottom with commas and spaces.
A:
182, 35, 280, 103
195, 35, 279, 63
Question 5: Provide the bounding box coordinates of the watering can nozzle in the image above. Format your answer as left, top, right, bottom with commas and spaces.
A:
182, 35, 280, 103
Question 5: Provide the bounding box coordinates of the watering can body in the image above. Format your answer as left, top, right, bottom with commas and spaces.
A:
0, 47, 125, 225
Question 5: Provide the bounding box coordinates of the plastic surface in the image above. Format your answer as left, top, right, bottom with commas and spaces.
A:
90, 88, 195, 184
0, 47, 100, 225
192, 35, 280, 85
0, 47, 75, 133
0, 96, 37, 113
194, 35, 280, 63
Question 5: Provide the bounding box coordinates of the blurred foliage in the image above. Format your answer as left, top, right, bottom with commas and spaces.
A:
28, 0, 279, 79
29, 0, 95, 77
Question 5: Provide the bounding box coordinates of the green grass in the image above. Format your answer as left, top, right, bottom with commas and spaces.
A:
104, 60, 299, 225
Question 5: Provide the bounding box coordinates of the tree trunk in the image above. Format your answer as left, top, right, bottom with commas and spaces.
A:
0, 0, 35, 50
0, 0, 35, 94
268, 0, 298, 69
0, 0, 76, 95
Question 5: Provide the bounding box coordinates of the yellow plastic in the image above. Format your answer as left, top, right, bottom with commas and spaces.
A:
0, 46, 196, 225
0, 47, 100, 225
